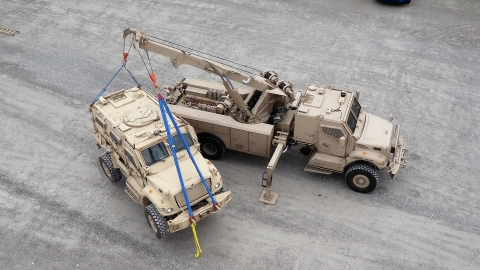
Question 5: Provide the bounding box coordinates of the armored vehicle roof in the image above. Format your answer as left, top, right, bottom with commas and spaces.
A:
93, 87, 184, 149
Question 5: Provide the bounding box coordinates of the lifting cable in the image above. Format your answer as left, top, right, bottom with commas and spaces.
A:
155, 79, 221, 258
157, 92, 222, 258
157, 95, 199, 258
90, 38, 141, 107
148, 35, 262, 76
145, 54, 220, 210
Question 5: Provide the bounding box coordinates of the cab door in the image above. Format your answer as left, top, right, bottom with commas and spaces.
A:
317, 124, 348, 157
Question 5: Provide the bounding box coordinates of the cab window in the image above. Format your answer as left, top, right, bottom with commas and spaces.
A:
141, 142, 169, 166
172, 133, 194, 152
95, 117, 104, 128
109, 131, 120, 144
125, 149, 137, 167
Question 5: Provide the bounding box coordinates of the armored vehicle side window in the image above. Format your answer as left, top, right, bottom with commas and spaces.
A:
142, 142, 169, 166
347, 112, 357, 134
125, 149, 137, 167
172, 133, 194, 152
351, 97, 361, 118
95, 117, 104, 128
109, 131, 120, 144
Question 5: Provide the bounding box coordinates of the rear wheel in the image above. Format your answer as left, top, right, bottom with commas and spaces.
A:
345, 163, 379, 193
145, 204, 170, 239
99, 153, 122, 183
198, 135, 226, 160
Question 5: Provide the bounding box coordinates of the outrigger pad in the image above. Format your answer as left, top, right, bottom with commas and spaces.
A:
259, 189, 279, 205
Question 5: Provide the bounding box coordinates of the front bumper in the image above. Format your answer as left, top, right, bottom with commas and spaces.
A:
389, 125, 408, 180
167, 191, 232, 233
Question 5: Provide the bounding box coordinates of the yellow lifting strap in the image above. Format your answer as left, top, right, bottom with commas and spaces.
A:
191, 222, 202, 258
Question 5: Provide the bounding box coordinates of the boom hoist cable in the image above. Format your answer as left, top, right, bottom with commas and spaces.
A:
90, 38, 141, 107
144, 49, 220, 258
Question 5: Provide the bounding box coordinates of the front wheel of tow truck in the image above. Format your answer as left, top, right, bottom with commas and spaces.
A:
345, 163, 379, 193
145, 204, 170, 239
99, 153, 122, 183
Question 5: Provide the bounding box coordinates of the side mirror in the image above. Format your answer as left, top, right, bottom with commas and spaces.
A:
339, 136, 346, 147
389, 114, 394, 122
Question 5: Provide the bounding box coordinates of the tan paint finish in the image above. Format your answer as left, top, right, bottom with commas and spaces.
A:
91, 87, 230, 234
122, 28, 407, 199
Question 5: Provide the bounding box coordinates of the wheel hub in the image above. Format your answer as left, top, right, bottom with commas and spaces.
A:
148, 215, 158, 233
102, 162, 112, 178
203, 143, 217, 156
352, 174, 370, 188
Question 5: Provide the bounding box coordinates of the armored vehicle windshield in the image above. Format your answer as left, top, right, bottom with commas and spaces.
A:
141, 133, 194, 166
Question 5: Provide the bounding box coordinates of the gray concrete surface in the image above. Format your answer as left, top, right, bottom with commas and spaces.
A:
1, 0, 479, 269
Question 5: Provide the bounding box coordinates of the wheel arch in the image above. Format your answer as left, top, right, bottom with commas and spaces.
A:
345, 159, 380, 171
141, 196, 152, 207
197, 132, 225, 146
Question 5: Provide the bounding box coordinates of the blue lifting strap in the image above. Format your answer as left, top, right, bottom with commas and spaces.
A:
157, 94, 219, 218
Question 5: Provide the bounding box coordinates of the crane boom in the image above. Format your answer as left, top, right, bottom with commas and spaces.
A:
123, 28, 295, 122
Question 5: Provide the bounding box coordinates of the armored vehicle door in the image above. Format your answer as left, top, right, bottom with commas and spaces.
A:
317, 125, 348, 157
108, 127, 121, 150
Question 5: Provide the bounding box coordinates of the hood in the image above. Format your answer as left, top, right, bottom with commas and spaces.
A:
356, 113, 393, 152
146, 153, 212, 194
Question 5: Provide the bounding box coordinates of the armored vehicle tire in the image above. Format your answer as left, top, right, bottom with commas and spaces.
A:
198, 135, 225, 160
145, 204, 170, 239
99, 153, 122, 183
345, 163, 379, 193
214, 187, 224, 195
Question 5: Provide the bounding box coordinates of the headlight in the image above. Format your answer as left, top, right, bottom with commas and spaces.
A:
167, 208, 173, 213
215, 183, 220, 188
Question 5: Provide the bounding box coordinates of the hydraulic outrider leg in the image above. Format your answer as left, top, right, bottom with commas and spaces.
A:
259, 131, 289, 205
259, 142, 284, 204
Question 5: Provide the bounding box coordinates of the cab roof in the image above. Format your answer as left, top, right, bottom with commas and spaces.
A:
296, 86, 354, 123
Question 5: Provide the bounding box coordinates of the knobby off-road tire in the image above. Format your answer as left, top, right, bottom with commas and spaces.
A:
345, 163, 379, 193
99, 153, 122, 183
214, 187, 224, 195
145, 204, 170, 239
198, 135, 226, 160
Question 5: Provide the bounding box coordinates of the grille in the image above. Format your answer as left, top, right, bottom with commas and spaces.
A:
322, 126, 343, 139
175, 179, 211, 208
111, 93, 127, 102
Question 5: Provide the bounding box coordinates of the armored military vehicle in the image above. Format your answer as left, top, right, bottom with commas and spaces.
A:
90, 86, 231, 238
123, 28, 407, 204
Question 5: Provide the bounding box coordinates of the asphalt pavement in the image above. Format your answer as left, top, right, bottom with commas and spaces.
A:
1, 0, 479, 269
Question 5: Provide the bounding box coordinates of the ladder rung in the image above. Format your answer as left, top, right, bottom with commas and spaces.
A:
0, 26, 20, 36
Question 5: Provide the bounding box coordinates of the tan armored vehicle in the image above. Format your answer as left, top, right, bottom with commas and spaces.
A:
123, 28, 407, 204
90, 87, 231, 238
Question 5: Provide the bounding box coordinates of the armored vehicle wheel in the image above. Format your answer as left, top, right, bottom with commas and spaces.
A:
145, 204, 170, 239
99, 153, 122, 183
345, 163, 379, 193
214, 187, 224, 195
198, 135, 225, 160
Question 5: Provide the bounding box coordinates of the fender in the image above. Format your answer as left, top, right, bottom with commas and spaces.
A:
347, 150, 388, 169
142, 184, 175, 213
